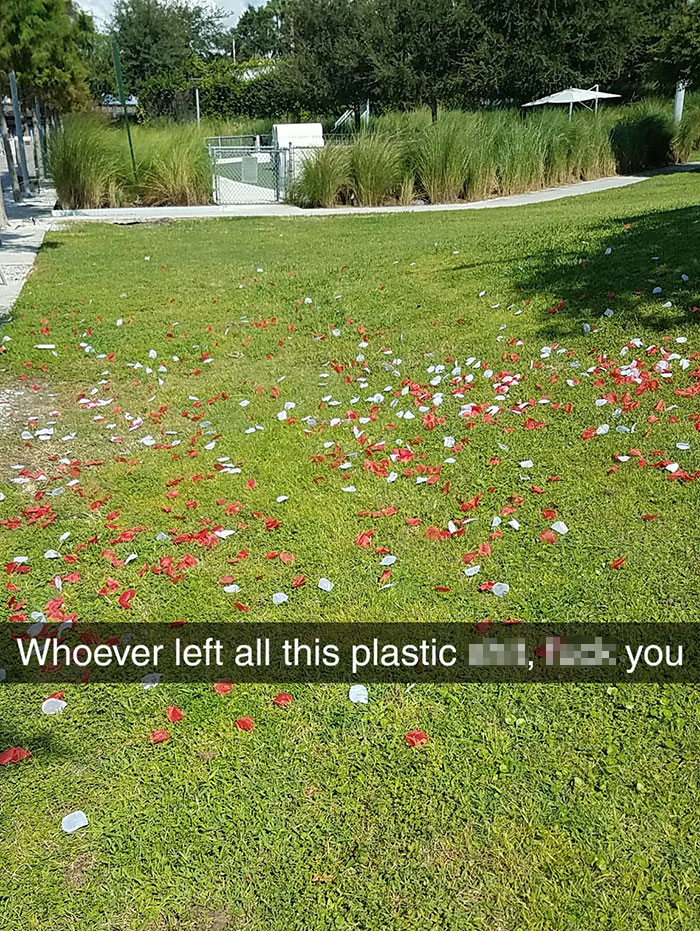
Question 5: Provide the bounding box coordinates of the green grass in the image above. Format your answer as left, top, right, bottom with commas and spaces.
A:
47, 113, 130, 208
131, 124, 212, 207
286, 144, 351, 207
49, 116, 219, 209
349, 133, 404, 206
291, 103, 699, 207
2, 172, 700, 929
52, 98, 700, 210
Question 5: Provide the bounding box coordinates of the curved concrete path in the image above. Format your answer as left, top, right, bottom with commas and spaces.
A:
53, 172, 653, 222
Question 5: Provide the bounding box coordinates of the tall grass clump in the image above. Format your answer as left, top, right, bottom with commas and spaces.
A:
535, 111, 616, 187
569, 113, 616, 180
460, 114, 498, 200
286, 145, 351, 207
610, 101, 674, 172
52, 99, 688, 212
348, 133, 404, 205
414, 116, 469, 203
540, 112, 575, 186
672, 95, 700, 162
216, 117, 273, 138
48, 114, 127, 209
48, 115, 216, 208
492, 112, 547, 194
133, 125, 211, 206
371, 108, 432, 142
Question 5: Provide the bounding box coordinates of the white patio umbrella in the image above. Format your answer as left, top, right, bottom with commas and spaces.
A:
522, 86, 621, 120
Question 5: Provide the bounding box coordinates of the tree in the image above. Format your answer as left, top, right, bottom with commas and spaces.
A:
137, 55, 291, 120
110, 0, 226, 93
0, 0, 93, 110
85, 31, 118, 100
230, 3, 283, 61
0, 0, 93, 201
279, 0, 375, 123
370, 0, 491, 118
273, 0, 675, 119
460, 0, 671, 105
654, 1, 700, 90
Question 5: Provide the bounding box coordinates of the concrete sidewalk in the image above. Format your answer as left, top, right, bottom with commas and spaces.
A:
0, 168, 56, 315
53, 173, 652, 223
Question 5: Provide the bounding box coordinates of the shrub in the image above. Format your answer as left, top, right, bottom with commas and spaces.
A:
47, 114, 127, 209
414, 117, 469, 203
348, 133, 403, 205
286, 145, 351, 207
610, 102, 674, 173
138, 60, 293, 123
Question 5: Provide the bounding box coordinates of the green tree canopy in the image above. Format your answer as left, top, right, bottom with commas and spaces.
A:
654, 1, 700, 89
5, 0, 686, 119
229, 3, 282, 61
278, 0, 375, 119
369, 0, 491, 117
0, 0, 93, 109
110, 0, 226, 93
85, 31, 118, 100
275, 0, 686, 116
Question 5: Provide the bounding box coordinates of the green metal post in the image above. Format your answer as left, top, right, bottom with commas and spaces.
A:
112, 42, 138, 183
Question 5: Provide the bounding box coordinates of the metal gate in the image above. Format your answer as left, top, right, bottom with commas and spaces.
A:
207, 138, 320, 205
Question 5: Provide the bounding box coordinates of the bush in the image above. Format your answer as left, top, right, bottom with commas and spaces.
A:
609, 102, 674, 173
138, 59, 291, 123
286, 145, 351, 207
349, 133, 403, 205
48, 114, 128, 209
48, 114, 213, 208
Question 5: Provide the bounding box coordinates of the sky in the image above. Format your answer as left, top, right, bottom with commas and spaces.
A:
77, 0, 263, 27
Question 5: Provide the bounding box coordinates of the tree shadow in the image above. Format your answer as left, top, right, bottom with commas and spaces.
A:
0, 226, 60, 259
513, 202, 700, 340
0, 720, 76, 762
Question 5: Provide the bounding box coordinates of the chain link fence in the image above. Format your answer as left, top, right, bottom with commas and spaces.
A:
209, 145, 282, 204
207, 139, 343, 205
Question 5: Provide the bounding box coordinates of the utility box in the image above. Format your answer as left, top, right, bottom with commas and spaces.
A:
272, 123, 325, 192
272, 122, 324, 150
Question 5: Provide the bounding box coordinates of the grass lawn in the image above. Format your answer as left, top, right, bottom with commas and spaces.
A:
2, 172, 700, 930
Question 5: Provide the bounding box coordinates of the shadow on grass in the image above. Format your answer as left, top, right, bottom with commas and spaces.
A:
0, 722, 75, 762
514, 203, 700, 340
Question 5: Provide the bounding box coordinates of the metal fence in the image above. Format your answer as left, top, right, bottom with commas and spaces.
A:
206, 134, 272, 149
208, 143, 324, 205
